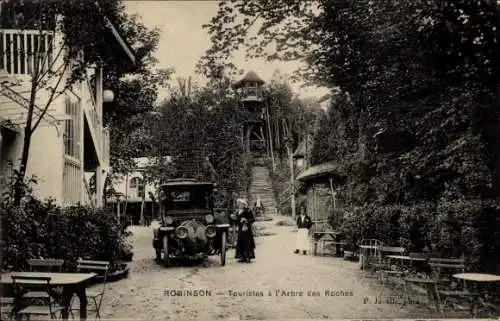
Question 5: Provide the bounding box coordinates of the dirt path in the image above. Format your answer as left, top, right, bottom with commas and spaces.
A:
87, 216, 440, 320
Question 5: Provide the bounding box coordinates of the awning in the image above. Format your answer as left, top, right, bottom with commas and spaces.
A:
295, 161, 345, 183
0, 117, 21, 133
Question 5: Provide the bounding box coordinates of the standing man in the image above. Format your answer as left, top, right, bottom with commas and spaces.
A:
294, 205, 312, 254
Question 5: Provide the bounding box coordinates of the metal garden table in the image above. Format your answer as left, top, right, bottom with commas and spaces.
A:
1, 271, 97, 320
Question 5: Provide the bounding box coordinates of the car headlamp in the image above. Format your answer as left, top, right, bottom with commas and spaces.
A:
165, 216, 173, 225
205, 225, 216, 238
175, 226, 188, 239
205, 214, 214, 224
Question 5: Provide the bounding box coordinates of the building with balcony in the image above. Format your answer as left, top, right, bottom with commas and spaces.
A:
0, 3, 135, 206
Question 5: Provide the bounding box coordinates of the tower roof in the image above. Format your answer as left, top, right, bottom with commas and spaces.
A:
233, 71, 265, 89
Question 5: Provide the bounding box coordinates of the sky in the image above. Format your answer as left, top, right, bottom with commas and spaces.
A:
124, 1, 331, 102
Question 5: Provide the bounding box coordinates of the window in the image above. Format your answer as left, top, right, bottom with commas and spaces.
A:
164, 188, 210, 210
137, 182, 145, 198
64, 98, 80, 158
130, 177, 145, 198
130, 177, 140, 189
171, 191, 191, 202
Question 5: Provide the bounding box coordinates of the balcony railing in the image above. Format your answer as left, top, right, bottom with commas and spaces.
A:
0, 29, 54, 76
240, 86, 263, 101
82, 74, 106, 165
82, 75, 109, 168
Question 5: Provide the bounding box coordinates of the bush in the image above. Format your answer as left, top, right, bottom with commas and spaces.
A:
338, 204, 402, 251
1, 175, 133, 273
434, 199, 500, 272
398, 202, 436, 253
336, 199, 500, 273
266, 158, 293, 215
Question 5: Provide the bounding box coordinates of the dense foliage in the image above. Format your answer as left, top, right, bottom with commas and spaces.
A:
1, 172, 132, 272
147, 77, 249, 193
102, 12, 173, 174
199, 0, 500, 272
338, 201, 500, 273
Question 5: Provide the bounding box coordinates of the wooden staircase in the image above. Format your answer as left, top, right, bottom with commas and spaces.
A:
248, 165, 277, 216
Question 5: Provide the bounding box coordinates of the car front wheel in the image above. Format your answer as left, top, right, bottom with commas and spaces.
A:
220, 231, 227, 266
162, 235, 170, 267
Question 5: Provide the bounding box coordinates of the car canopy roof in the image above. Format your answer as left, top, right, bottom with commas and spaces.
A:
160, 179, 214, 188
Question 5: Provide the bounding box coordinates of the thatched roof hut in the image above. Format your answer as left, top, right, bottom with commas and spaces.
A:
233, 71, 265, 89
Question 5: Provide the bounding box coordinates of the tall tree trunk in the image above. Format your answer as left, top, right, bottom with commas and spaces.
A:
490, 1, 500, 198
274, 118, 280, 152
496, 2, 500, 198
288, 142, 296, 218
265, 104, 275, 171
14, 81, 38, 204
19, 84, 38, 178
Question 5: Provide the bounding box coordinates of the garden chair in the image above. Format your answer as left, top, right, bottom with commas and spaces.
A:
24, 259, 64, 302
0, 295, 15, 320
27, 259, 65, 273
358, 239, 381, 274
71, 259, 109, 320
12, 275, 64, 320
429, 256, 476, 316
375, 246, 406, 284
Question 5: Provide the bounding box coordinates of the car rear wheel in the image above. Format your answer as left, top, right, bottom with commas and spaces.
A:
220, 231, 227, 266
162, 235, 170, 267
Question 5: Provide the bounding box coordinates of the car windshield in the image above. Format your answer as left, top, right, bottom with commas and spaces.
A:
163, 186, 212, 211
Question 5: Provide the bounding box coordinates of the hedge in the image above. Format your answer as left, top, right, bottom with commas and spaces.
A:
337, 199, 500, 274
1, 196, 133, 273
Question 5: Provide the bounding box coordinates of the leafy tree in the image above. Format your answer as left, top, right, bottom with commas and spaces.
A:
100, 11, 173, 175
200, 0, 500, 203
148, 75, 246, 192
199, 0, 500, 269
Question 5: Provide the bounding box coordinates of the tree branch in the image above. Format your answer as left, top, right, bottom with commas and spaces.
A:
36, 38, 66, 85
31, 60, 68, 132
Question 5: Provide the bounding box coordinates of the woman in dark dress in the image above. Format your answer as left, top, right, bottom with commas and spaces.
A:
234, 199, 256, 263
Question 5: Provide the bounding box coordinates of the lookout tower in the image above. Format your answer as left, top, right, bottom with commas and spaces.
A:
233, 71, 267, 155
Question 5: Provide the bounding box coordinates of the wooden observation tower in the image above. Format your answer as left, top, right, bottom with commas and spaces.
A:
233, 71, 269, 157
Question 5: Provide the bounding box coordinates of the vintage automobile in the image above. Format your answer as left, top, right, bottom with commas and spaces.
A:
152, 179, 229, 267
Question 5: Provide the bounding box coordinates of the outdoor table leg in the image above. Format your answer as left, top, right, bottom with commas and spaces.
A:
334, 236, 342, 257
426, 282, 440, 309
12, 292, 23, 321
61, 284, 88, 320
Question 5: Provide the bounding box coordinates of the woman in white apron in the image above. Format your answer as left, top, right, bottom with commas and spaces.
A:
294, 205, 312, 254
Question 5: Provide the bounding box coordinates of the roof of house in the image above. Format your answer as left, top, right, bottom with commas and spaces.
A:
233, 71, 265, 88
296, 161, 345, 182
318, 93, 332, 104
161, 179, 214, 187
293, 140, 307, 158
104, 16, 136, 65
92, 2, 135, 65
133, 156, 172, 168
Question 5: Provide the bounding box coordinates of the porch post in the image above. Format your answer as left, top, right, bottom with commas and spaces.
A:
94, 63, 104, 207
95, 167, 103, 207
96, 64, 103, 120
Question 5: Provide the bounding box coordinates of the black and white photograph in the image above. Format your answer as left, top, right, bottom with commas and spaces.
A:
1, 0, 500, 320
